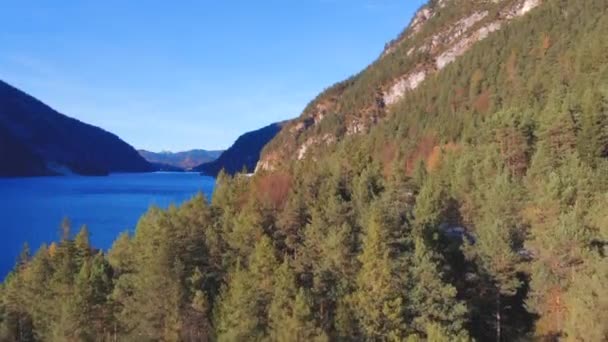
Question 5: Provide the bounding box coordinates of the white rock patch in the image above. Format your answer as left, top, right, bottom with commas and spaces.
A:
383, 70, 428, 106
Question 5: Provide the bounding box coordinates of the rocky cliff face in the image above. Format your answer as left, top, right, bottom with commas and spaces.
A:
383, 0, 542, 106
257, 0, 542, 172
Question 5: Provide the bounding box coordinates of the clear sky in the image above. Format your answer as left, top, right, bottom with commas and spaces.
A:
0, 0, 426, 151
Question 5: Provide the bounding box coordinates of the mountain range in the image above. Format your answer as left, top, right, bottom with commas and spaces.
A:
138, 149, 223, 171
0, 78, 281, 177
193, 122, 284, 176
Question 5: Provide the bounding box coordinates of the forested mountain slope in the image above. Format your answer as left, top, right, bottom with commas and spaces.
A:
257, 0, 544, 171
194, 122, 283, 176
0, 124, 49, 177
0, 80, 152, 176
1, 0, 607, 341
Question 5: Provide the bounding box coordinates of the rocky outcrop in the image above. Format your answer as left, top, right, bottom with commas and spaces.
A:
435, 21, 502, 69
383, 69, 428, 106
289, 101, 330, 134
382, 0, 542, 108
297, 134, 336, 160
257, 0, 544, 173
504, 0, 542, 18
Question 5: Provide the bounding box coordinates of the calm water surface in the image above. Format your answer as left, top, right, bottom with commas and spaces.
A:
0, 172, 214, 279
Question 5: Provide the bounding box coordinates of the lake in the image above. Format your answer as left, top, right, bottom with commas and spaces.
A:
0, 172, 215, 279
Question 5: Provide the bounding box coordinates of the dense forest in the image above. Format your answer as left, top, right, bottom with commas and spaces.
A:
1, 0, 607, 341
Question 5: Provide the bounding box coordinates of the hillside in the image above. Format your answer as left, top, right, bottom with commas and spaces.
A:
0, 80, 152, 176
0, 124, 48, 177
2, 0, 607, 341
257, 0, 545, 171
138, 149, 223, 170
193, 122, 284, 176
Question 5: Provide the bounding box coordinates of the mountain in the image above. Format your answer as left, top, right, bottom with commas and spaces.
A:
257, 0, 545, 171
193, 122, 284, 176
138, 149, 223, 170
0, 80, 152, 176
0, 124, 48, 177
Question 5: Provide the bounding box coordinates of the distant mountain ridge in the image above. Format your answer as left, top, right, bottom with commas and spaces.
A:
193, 122, 284, 176
138, 149, 223, 170
0, 80, 152, 177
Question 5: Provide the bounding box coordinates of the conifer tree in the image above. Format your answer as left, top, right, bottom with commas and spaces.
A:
465, 173, 525, 341
74, 226, 91, 268
215, 236, 279, 341
269, 261, 327, 342
183, 267, 212, 342
352, 204, 407, 340
577, 89, 608, 166
214, 262, 261, 342
111, 208, 185, 341
409, 238, 469, 339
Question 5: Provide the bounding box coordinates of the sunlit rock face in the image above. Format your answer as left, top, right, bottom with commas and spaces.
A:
257, 0, 544, 172
382, 0, 543, 108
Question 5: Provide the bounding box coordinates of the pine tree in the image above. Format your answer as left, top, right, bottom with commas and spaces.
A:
352, 204, 407, 340
577, 89, 608, 166
524, 153, 598, 338
562, 253, 608, 341
466, 173, 525, 341
276, 189, 308, 255
215, 236, 279, 341
214, 262, 261, 342
111, 208, 185, 341
269, 261, 327, 342
299, 171, 358, 330
0, 272, 35, 342
15, 243, 30, 272
246, 236, 280, 333
409, 238, 468, 339
107, 232, 133, 275
74, 226, 91, 268
183, 267, 212, 342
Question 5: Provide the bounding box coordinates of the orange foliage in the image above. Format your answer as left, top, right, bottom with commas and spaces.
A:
426, 146, 443, 172
253, 171, 292, 209
381, 142, 397, 178
426, 142, 461, 172
473, 90, 492, 113
48, 242, 57, 258
470, 69, 484, 94
455, 87, 467, 99
405, 135, 437, 175
506, 50, 518, 82
451, 87, 467, 113
540, 33, 551, 56
405, 134, 461, 175
535, 286, 567, 338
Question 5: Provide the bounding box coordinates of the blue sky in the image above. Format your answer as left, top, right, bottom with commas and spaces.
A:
0, 0, 426, 151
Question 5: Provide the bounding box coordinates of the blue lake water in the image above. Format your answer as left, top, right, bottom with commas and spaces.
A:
0, 172, 215, 279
